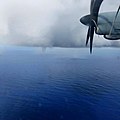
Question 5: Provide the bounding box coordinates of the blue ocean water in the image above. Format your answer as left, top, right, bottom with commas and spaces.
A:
0, 46, 120, 120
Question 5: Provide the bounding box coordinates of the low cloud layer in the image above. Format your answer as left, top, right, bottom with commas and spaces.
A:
0, 0, 120, 47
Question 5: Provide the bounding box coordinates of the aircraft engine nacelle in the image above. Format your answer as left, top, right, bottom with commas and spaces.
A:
104, 35, 120, 40
96, 12, 120, 38
96, 23, 120, 36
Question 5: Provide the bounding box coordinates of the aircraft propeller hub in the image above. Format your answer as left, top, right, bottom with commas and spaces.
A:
80, 15, 91, 26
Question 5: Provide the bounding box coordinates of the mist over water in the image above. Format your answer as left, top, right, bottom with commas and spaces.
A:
0, 0, 120, 47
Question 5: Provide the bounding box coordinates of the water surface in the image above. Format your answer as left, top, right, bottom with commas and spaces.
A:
0, 46, 120, 120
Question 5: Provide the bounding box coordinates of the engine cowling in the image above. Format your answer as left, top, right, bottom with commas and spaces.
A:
104, 35, 120, 40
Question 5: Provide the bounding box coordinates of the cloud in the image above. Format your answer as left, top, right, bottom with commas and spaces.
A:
0, 0, 119, 47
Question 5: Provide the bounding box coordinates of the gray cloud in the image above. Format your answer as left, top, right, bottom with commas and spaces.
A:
0, 0, 120, 47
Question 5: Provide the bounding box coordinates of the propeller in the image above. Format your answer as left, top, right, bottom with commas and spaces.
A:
81, 0, 103, 53
109, 5, 120, 36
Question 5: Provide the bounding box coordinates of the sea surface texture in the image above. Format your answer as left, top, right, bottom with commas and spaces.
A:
0, 46, 120, 120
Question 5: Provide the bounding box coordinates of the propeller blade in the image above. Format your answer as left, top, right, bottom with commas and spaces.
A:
81, 0, 103, 53
86, 27, 90, 46
109, 5, 120, 35
91, 0, 103, 23
90, 26, 94, 53
89, 0, 103, 53
90, 0, 95, 13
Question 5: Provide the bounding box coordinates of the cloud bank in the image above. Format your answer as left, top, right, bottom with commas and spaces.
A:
0, 0, 120, 47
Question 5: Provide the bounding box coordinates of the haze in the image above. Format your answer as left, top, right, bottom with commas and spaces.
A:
0, 0, 119, 47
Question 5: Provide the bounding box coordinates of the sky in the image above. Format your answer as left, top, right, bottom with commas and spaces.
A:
0, 0, 120, 47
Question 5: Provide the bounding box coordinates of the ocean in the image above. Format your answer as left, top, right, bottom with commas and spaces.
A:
0, 46, 120, 120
